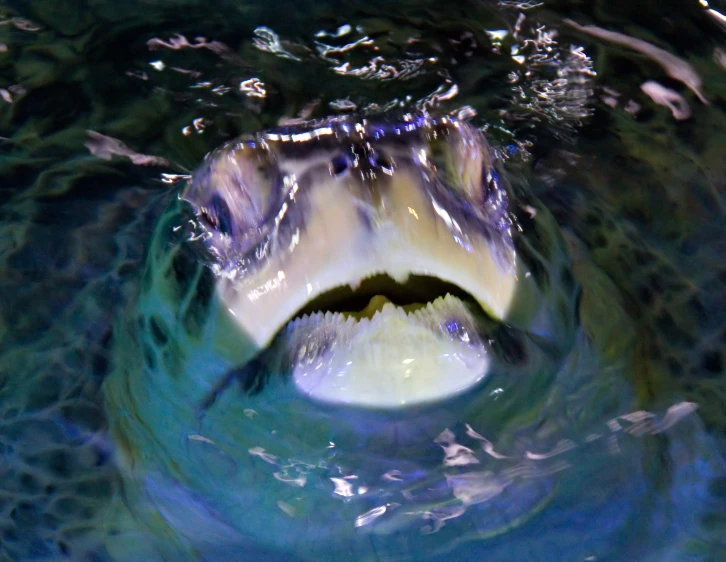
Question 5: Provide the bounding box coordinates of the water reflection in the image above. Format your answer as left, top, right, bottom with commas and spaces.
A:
0, 0, 725, 560
132, 5, 601, 157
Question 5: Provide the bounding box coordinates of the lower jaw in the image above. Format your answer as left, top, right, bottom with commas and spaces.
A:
277, 293, 495, 408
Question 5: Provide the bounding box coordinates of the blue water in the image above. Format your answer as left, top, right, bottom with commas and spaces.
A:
1, 1, 726, 560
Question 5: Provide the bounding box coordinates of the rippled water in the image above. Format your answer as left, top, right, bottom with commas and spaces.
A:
2, 1, 726, 560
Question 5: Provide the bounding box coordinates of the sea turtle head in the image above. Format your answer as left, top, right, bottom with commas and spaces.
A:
174, 114, 579, 408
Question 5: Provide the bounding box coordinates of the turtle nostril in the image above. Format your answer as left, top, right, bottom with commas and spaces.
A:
331, 155, 349, 176
370, 150, 392, 170
375, 155, 392, 169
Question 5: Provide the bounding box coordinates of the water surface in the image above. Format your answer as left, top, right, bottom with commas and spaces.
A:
1, 0, 726, 560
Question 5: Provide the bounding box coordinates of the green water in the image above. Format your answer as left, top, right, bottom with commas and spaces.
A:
1, 1, 726, 560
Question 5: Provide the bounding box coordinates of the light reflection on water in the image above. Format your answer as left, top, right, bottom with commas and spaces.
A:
163, 322, 712, 561
1, 1, 726, 561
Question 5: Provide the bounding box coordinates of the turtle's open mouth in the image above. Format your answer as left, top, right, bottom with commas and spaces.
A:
190, 115, 578, 408
294, 274, 479, 321
269, 268, 499, 408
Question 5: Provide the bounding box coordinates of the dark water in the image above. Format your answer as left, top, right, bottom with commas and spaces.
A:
1, 0, 726, 560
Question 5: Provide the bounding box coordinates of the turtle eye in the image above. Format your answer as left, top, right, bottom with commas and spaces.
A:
330, 154, 349, 175
201, 194, 235, 236
182, 142, 279, 240
199, 209, 217, 230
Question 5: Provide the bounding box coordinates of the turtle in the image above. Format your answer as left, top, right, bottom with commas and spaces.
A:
97, 114, 723, 561
1, 113, 724, 562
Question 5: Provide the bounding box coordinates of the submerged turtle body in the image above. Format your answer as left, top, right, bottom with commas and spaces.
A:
99, 115, 721, 561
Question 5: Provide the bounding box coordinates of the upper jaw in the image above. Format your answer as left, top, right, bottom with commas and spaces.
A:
216, 165, 526, 352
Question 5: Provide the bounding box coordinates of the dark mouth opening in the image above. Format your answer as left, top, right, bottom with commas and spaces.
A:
295, 274, 476, 318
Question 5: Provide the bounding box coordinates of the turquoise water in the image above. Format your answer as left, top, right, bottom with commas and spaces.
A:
1, 1, 726, 560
